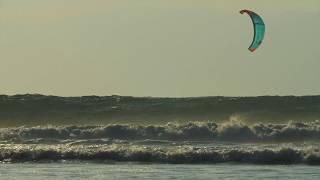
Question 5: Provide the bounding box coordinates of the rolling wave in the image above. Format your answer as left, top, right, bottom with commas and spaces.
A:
1, 94, 320, 164
0, 143, 320, 164
1, 120, 320, 143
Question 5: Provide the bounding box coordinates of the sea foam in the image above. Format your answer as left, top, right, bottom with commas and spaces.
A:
1, 120, 320, 143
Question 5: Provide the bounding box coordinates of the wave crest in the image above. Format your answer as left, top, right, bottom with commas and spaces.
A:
0, 144, 320, 164
1, 120, 320, 143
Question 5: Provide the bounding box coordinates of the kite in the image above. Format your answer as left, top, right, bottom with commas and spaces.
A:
240, 10, 265, 52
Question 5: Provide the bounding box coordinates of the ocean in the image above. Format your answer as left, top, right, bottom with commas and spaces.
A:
1, 163, 320, 179
1, 94, 320, 179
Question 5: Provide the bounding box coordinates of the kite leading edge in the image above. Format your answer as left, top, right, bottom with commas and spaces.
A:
240, 10, 265, 52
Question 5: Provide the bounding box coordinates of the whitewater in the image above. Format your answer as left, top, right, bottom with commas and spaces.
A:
1, 120, 320, 164
1, 95, 320, 179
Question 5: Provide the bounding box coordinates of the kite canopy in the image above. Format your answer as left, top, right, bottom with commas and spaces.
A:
240, 10, 265, 52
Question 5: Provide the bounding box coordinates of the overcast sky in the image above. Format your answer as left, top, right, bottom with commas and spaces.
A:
0, 0, 319, 97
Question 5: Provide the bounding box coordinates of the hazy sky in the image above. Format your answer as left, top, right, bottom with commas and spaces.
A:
1, 0, 319, 97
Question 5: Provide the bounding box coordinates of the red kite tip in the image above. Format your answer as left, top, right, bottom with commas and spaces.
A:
249, 48, 256, 52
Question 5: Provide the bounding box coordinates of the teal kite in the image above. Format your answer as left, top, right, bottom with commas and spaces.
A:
240, 10, 265, 52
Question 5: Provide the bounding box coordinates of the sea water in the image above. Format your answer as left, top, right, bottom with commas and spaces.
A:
1, 95, 320, 179
1, 162, 320, 179
0, 121, 320, 179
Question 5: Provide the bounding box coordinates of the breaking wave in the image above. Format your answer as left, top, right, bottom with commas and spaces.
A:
2, 95, 320, 164
1, 120, 320, 164
1, 120, 320, 143
0, 144, 320, 164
